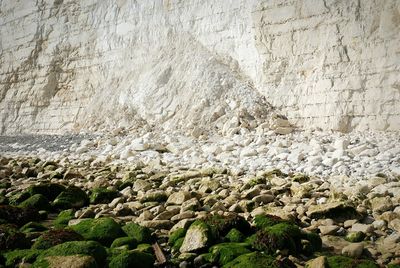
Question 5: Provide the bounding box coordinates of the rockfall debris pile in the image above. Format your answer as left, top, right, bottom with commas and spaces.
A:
0, 156, 399, 267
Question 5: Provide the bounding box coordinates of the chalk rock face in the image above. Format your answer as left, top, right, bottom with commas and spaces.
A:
0, 0, 399, 134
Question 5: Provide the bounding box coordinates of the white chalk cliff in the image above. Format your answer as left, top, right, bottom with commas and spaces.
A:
0, 0, 399, 134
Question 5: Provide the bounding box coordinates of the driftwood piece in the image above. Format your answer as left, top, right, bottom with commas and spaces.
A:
152, 242, 167, 264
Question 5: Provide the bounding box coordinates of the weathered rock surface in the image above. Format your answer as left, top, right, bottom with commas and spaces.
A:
1, 0, 399, 134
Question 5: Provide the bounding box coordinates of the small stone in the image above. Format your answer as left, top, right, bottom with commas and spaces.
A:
140, 220, 173, 230
133, 180, 152, 192
372, 220, 386, 230
171, 211, 195, 221
166, 191, 191, 205
306, 256, 327, 268
180, 198, 200, 212
154, 210, 178, 221
351, 223, 374, 234
345, 231, 365, 243
319, 225, 340, 235
370, 196, 393, 213
344, 219, 358, 228
389, 218, 400, 232
342, 243, 364, 258
252, 194, 274, 204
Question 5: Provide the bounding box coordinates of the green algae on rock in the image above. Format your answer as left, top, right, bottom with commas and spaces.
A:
168, 228, 187, 246
326, 256, 379, 268
0, 224, 30, 250
122, 222, 152, 244
108, 251, 154, 268
35, 241, 107, 266
90, 188, 119, 204
179, 220, 214, 253
19, 194, 51, 211
252, 222, 302, 254
0, 205, 39, 226
206, 242, 252, 266
27, 183, 66, 201
71, 217, 125, 246
33, 254, 97, 268
52, 186, 89, 209
32, 229, 84, 250
19, 222, 48, 233
222, 252, 282, 268
110, 237, 137, 249
224, 228, 245, 243
53, 209, 75, 229
3, 248, 43, 267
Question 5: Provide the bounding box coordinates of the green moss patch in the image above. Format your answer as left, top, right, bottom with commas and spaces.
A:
252, 222, 302, 254
110, 237, 137, 249
32, 229, 83, 250
109, 251, 155, 268
71, 217, 125, 246
3, 249, 43, 267
122, 222, 152, 244
0, 224, 30, 250
52, 186, 89, 209
90, 188, 119, 204
19, 194, 50, 211
53, 209, 75, 229
37, 241, 107, 266
222, 252, 281, 268
20, 222, 47, 233
207, 243, 252, 266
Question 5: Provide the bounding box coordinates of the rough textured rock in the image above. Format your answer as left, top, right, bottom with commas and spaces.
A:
1, 0, 399, 134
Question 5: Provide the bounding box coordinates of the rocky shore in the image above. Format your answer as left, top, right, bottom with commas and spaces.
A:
0, 153, 399, 267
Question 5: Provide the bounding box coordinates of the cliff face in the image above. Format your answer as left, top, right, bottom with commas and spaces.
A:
0, 0, 399, 134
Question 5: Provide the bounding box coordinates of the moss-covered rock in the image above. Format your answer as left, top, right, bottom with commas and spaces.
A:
301, 231, 322, 254
136, 243, 153, 254
253, 214, 285, 229
19, 194, 51, 211
202, 214, 251, 239
179, 220, 214, 253
90, 188, 119, 204
33, 254, 98, 268
224, 228, 245, 243
222, 252, 281, 268
171, 237, 184, 253
307, 202, 361, 221
108, 251, 155, 268
252, 222, 302, 254
32, 229, 83, 250
36, 241, 107, 266
168, 228, 187, 246
326, 256, 379, 268
8, 191, 31, 206
0, 224, 30, 250
71, 217, 125, 246
345, 231, 365, 243
27, 183, 65, 201
0, 205, 39, 226
207, 243, 252, 266
122, 222, 152, 244
52, 186, 89, 209
3, 248, 43, 267
53, 209, 75, 229
140, 191, 168, 203
110, 237, 137, 249
291, 174, 310, 183
20, 222, 47, 233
